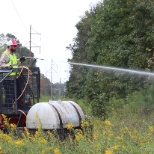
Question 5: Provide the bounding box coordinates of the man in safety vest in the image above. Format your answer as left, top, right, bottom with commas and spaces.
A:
0, 39, 26, 107
0, 39, 25, 70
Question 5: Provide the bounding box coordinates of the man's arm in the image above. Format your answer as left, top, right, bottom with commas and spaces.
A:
0, 53, 10, 68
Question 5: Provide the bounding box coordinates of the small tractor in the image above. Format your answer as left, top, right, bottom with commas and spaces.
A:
0, 66, 86, 138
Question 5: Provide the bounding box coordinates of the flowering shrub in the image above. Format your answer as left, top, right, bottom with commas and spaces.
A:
0, 113, 153, 154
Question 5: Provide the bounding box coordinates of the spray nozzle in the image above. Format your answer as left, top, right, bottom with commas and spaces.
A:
25, 57, 44, 60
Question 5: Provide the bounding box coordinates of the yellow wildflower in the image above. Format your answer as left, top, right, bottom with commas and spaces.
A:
35, 128, 42, 138
131, 136, 137, 140
0, 134, 12, 143
15, 140, 23, 146
75, 135, 80, 141
87, 138, 92, 143
81, 121, 89, 127
104, 120, 112, 126
75, 133, 84, 141
75, 129, 83, 134
1, 114, 8, 125
0, 146, 2, 154
148, 126, 154, 132
66, 123, 73, 130
1, 114, 7, 119
146, 133, 152, 137
21, 132, 26, 139
105, 150, 113, 154
139, 139, 148, 145
10, 123, 16, 131
39, 138, 47, 144
134, 129, 137, 134
93, 133, 98, 140
111, 145, 119, 150
54, 148, 62, 154
24, 127, 30, 136
108, 130, 114, 136
116, 136, 122, 140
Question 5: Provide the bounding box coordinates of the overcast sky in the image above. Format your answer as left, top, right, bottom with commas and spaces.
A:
0, 0, 100, 83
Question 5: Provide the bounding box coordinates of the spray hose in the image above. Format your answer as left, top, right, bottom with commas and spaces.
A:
13, 66, 32, 107
14, 66, 32, 120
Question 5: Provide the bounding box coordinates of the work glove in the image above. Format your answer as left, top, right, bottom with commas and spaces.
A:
19, 56, 26, 63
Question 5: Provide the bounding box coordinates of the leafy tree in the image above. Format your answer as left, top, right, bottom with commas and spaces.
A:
66, 10, 96, 98
66, 0, 154, 117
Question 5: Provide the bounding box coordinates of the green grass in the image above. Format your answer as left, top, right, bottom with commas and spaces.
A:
0, 90, 153, 154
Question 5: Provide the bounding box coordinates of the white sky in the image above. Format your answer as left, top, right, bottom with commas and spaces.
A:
0, 0, 100, 83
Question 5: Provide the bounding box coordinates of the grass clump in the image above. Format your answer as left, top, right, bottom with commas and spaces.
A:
0, 85, 154, 154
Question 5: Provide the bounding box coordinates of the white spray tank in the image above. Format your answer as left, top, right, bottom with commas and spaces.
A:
26, 100, 85, 130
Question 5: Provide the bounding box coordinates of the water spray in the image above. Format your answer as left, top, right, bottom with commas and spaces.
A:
69, 62, 154, 77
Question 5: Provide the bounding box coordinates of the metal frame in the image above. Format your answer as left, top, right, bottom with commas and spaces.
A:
0, 67, 40, 116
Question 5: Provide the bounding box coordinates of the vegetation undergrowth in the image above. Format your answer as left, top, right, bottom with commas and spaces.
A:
0, 88, 154, 154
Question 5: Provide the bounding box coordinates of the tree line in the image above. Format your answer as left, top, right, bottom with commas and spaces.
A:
66, 0, 154, 116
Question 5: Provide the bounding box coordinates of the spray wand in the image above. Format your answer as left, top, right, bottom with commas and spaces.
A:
24, 57, 44, 60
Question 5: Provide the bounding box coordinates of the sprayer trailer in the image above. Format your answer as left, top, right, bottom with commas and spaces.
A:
0, 67, 86, 138
0, 67, 40, 129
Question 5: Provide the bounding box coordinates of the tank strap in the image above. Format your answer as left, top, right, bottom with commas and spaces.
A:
69, 102, 82, 127
50, 104, 63, 129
